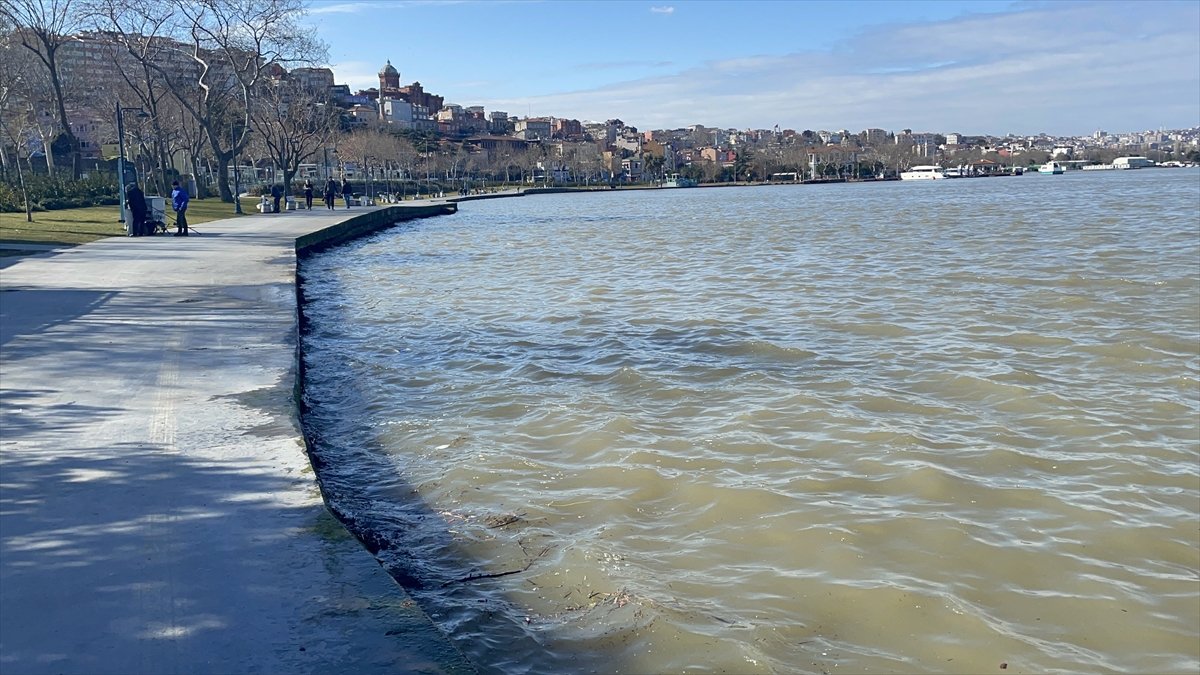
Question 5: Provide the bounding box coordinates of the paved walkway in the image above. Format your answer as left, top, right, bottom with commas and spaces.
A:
0, 205, 474, 674
0, 243, 68, 252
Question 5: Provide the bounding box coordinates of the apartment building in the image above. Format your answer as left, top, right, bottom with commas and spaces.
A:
552, 118, 584, 141
488, 111, 511, 135
289, 67, 335, 93
614, 132, 641, 153
862, 128, 889, 145
513, 117, 552, 141
620, 156, 643, 181
28, 30, 235, 159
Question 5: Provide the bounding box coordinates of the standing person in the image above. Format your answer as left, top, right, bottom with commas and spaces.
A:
270, 183, 283, 213
171, 180, 189, 236
126, 182, 147, 237
323, 177, 337, 210
341, 178, 353, 209
303, 180, 314, 210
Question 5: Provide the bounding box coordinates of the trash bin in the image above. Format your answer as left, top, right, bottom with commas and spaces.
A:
144, 196, 166, 233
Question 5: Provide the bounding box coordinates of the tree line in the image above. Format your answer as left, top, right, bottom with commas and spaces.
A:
0, 0, 327, 217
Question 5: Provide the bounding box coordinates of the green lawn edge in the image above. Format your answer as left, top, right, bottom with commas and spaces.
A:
0, 199, 246, 250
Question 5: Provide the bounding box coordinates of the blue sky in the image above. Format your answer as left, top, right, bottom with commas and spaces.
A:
300, 0, 1200, 136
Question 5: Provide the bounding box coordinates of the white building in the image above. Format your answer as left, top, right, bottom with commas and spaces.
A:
614, 133, 642, 153
381, 99, 414, 127
1112, 156, 1154, 169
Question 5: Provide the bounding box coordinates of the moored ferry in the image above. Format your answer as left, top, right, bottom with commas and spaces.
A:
1038, 161, 1066, 174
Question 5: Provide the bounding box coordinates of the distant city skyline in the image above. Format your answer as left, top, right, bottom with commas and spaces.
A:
302, 0, 1200, 137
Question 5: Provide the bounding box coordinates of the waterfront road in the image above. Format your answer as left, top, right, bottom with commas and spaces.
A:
0, 204, 473, 674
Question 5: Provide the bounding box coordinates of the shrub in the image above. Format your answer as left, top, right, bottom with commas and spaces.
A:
0, 181, 21, 212
5, 173, 123, 210
41, 197, 84, 210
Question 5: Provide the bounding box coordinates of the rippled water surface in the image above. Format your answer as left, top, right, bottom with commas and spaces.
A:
300, 170, 1200, 674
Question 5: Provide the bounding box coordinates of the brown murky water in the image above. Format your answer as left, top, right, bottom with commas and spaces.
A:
300, 169, 1199, 674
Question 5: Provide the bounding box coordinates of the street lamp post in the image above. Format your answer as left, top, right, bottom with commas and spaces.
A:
117, 103, 129, 226
116, 102, 148, 229
231, 124, 242, 215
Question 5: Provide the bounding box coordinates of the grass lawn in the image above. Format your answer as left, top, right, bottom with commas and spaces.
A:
0, 198, 245, 250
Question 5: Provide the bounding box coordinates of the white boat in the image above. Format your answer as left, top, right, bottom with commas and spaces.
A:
1038, 161, 1065, 174
900, 165, 946, 180
943, 167, 965, 178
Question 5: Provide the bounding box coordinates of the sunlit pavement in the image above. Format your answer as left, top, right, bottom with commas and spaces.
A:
0, 205, 474, 674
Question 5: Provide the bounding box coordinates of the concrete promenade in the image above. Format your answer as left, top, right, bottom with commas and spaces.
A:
0, 203, 473, 674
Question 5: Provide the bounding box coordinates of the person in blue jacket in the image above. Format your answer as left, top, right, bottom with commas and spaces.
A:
171, 180, 189, 236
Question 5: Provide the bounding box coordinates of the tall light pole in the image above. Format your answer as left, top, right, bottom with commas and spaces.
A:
231, 123, 242, 214
315, 102, 330, 182
116, 102, 148, 228
117, 103, 127, 225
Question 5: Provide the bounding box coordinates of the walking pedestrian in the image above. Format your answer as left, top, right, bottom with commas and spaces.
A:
270, 183, 283, 213
303, 180, 314, 210
324, 178, 337, 210
341, 178, 353, 209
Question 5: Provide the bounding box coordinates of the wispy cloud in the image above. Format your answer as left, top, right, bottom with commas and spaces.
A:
308, 0, 468, 15
328, 60, 381, 91
309, 2, 378, 15
649, 6, 674, 14
479, 1, 1200, 134
575, 60, 674, 71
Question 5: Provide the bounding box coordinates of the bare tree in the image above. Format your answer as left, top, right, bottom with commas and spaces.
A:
249, 80, 335, 198
443, 143, 467, 190
0, 26, 39, 220
87, 26, 180, 194
92, 0, 326, 202
492, 147, 516, 185
337, 123, 394, 201
516, 142, 540, 185
0, 0, 84, 177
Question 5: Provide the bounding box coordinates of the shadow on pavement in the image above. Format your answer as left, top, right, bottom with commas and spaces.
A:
0, 442, 420, 674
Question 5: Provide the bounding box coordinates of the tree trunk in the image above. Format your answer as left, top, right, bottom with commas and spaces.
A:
206, 131, 233, 202
282, 167, 296, 197
14, 149, 32, 222
37, 124, 55, 174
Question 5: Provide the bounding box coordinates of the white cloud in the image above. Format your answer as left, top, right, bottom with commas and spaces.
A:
479, 1, 1200, 135
649, 6, 674, 14
309, 2, 378, 15
309, 0, 467, 14
328, 60, 382, 91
